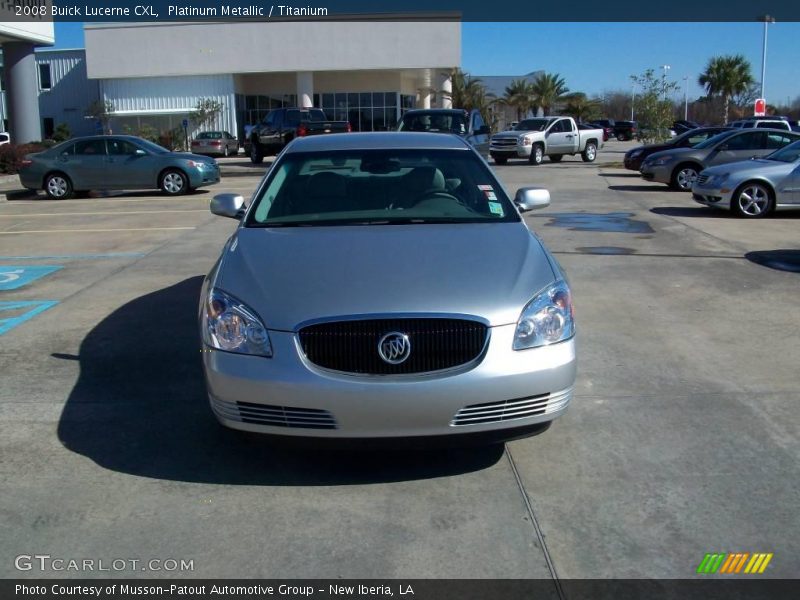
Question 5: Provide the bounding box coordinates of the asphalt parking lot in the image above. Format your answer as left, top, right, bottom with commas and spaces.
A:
1, 141, 798, 581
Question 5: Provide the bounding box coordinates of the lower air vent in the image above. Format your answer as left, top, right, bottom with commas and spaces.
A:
451, 388, 572, 426
212, 397, 337, 429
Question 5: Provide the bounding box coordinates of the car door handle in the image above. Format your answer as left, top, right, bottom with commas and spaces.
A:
565, 134, 574, 138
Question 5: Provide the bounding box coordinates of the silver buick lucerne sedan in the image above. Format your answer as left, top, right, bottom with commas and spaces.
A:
200, 132, 576, 442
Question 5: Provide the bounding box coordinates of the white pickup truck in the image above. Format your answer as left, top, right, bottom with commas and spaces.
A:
490, 116, 603, 165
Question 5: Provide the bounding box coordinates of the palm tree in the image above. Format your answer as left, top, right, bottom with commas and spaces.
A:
698, 55, 754, 124
444, 68, 492, 113
502, 79, 534, 121
530, 73, 570, 116
562, 93, 601, 123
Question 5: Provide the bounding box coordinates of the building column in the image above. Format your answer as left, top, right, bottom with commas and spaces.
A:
296, 72, 313, 108
3, 42, 41, 143
418, 69, 432, 110
437, 70, 452, 109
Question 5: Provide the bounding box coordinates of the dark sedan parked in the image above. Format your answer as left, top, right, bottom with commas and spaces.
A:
624, 127, 732, 171
18, 135, 220, 199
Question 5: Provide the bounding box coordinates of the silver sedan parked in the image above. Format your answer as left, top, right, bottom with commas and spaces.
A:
200, 133, 576, 443
641, 129, 800, 191
692, 140, 800, 218
191, 131, 239, 157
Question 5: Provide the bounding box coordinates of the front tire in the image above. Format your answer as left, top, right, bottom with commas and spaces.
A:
549, 154, 563, 163
528, 144, 544, 165
732, 182, 772, 218
44, 173, 73, 200
223, 145, 230, 157
581, 143, 597, 162
160, 169, 188, 196
250, 140, 264, 164
670, 164, 700, 191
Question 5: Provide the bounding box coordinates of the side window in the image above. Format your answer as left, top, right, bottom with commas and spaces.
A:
74, 139, 107, 155
264, 111, 276, 127
765, 133, 791, 150
107, 139, 139, 155
552, 119, 569, 133
59, 143, 76, 156
472, 112, 485, 132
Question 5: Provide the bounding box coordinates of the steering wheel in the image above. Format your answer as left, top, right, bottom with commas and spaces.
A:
409, 190, 464, 208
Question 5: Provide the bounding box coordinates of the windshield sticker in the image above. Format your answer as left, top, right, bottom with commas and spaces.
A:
485, 191, 497, 201
478, 184, 494, 191
488, 202, 504, 216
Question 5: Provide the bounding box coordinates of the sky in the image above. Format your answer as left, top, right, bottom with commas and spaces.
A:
53, 21, 799, 107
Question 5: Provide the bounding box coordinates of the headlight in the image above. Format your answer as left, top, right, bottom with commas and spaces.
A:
522, 135, 533, 145
652, 155, 675, 166
202, 288, 272, 357
513, 280, 575, 350
706, 173, 729, 186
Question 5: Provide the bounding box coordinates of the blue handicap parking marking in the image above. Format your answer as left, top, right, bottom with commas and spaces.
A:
0, 301, 59, 335
0, 265, 62, 291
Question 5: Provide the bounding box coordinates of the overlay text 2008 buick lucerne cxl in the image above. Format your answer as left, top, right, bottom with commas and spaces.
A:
199, 132, 576, 444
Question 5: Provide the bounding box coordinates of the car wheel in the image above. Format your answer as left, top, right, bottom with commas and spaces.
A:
732, 182, 772, 218
528, 144, 544, 165
44, 173, 73, 200
670, 164, 700, 191
160, 169, 188, 196
616, 133, 625, 141
549, 154, 563, 162
250, 142, 264, 164
223, 145, 229, 157
493, 156, 507, 165
581, 143, 597, 162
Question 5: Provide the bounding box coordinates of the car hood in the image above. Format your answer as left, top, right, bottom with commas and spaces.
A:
701, 158, 796, 177
169, 151, 216, 163
216, 223, 557, 331
644, 147, 697, 162
628, 142, 671, 156
491, 131, 527, 139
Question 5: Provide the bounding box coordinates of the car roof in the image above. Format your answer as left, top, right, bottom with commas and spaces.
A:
285, 132, 472, 153
64, 135, 147, 142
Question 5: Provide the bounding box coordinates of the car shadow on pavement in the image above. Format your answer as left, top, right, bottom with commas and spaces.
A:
56, 277, 505, 486
607, 184, 670, 193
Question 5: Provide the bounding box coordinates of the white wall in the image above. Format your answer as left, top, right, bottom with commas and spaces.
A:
85, 21, 460, 79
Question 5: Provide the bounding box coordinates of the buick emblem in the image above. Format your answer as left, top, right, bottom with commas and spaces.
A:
378, 332, 411, 365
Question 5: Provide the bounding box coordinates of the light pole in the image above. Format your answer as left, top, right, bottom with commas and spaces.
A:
683, 76, 689, 120
631, 82, 635, 121
661, 64, 671, 101
760, 15, 776, 103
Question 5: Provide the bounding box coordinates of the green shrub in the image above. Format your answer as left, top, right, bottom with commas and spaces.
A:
52, 123, 71, 143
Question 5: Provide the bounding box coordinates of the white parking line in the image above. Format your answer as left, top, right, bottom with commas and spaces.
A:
0, 210, 209, 218
0, 227, 196, 235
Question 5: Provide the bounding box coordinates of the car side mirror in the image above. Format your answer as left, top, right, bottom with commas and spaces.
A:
514, 187, 551, 212
210, 193, 246, 219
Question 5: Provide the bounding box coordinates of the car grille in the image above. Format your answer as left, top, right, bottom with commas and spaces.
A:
212, 397, 337, 429
491, 138, 518, 147
298, 318, 488, 375
696, 174, 710, 185
451, 388, 572, 426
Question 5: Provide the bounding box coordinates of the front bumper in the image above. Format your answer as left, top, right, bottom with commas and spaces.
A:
188, 165, 221, 187
640, 162, 671, 184
203, 324, 576, 439
624, 155, 643, 171
490, 144, 531, 158
691, 182, 731, 210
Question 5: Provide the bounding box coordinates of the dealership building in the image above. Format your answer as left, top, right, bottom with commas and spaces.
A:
0, 18, 465, 141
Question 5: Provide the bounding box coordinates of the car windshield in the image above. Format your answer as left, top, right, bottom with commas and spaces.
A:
246, 149, 520, 227
398, 113, 467, 134
764, 141, 800, 163
516, 119, 550, 131
693, 130, 738, 150
134, 138, 170, 154
197, 132, 222, 139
